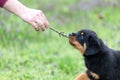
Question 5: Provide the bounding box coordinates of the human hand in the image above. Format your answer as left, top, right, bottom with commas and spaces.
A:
3, 0, 49, 31
20, 8, 49, 31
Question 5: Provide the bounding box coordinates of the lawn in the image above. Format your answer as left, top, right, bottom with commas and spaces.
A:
0, 0, 120, 80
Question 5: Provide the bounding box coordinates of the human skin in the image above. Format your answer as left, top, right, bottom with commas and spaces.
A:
3, 0, 49, 31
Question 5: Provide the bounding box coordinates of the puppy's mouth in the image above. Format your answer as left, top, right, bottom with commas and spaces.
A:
69, 33, 78, 46
69, 33, 87, 54
69, 35, 76, 46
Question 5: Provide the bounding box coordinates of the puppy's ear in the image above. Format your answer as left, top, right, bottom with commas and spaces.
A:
84, 36, 101, 56
89, 36, 101, 47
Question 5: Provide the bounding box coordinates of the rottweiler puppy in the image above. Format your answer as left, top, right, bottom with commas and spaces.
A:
69, 29, 120, 80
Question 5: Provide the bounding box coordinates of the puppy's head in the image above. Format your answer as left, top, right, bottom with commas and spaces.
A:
69, 29, 102, 56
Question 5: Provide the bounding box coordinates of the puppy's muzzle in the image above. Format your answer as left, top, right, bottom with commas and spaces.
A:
69, 32, 87, 54
69, 32, 77, 46
69, 32, 77, 37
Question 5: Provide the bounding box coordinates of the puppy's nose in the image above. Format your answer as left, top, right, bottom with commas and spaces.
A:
69, 32, 76, 37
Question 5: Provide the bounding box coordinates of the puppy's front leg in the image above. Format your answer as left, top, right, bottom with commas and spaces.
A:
75, 73, 90, 80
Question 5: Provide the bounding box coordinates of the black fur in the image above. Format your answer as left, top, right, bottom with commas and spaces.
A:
70, 29, 120, 80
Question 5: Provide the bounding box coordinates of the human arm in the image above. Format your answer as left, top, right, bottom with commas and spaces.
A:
2, 0, 49, 31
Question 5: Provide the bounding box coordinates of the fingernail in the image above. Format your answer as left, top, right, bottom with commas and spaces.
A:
36, 28, 39, 31
42, 29, 45, 31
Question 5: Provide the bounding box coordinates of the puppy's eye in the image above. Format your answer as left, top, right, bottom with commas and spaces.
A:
79, 36, 84, 45
77, 32, 85, 39
77, 32, 86, 45
80, 32, 84, 39
81, 35, 84, 39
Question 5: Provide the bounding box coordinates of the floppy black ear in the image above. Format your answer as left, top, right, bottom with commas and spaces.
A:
84, 36, 101, 56
89, 35, 101, 47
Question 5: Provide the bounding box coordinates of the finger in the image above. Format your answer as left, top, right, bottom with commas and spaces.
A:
36, 19, 45, 31
30, 21, 39, 31
41, 14, 49, 28
38, 12, 49, 28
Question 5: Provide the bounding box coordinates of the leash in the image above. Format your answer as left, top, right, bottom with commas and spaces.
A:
49, 27, 68, 38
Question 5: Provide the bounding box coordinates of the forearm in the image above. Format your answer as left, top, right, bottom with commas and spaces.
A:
3, 0, 28, 18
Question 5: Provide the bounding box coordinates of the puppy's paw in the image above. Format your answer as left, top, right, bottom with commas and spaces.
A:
75, 73, 90, 80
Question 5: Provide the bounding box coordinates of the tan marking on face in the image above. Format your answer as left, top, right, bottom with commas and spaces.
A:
69, 36, 87, 55
81, 32, 84, 35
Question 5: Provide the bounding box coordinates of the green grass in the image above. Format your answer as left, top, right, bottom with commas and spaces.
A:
0, 0, 120, 80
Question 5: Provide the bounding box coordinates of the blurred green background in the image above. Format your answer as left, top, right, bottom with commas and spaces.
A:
0, 0, 120, 80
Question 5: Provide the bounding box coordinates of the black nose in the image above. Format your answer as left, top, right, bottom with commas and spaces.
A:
69, 32, 76, 37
